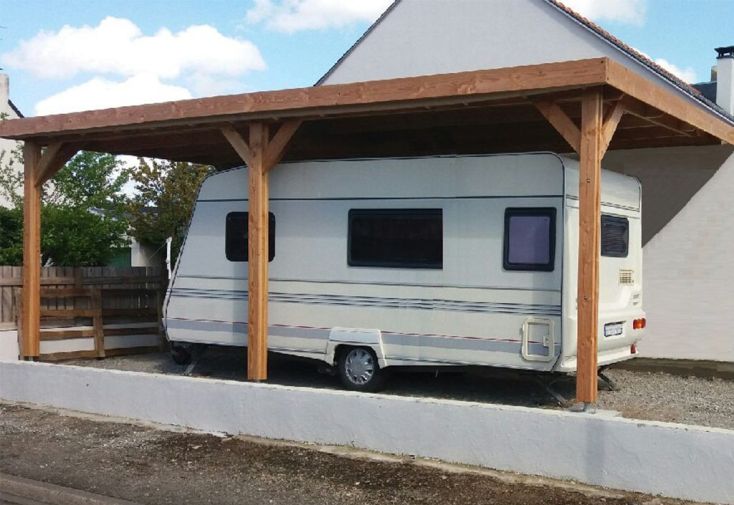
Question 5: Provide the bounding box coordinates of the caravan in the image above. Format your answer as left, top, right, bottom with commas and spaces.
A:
164, 153, 645, 390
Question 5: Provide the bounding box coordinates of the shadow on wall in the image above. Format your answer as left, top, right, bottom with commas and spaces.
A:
603, 144, 734, 245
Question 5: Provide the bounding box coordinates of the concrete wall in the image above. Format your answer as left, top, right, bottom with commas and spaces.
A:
602, 146, 734, 361
1, 361, 733, 504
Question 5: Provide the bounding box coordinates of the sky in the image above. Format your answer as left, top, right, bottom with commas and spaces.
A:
0, 0, 732, 117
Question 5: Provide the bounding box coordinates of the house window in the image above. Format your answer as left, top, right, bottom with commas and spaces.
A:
503, 208, 556, 271
348, 209, 443, 269
225, 212, 275, 262
601, 215, 629, 257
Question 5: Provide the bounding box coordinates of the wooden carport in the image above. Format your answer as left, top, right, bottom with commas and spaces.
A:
1, 57, 732, 406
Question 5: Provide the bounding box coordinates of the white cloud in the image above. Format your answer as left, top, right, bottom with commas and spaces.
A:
653, 58, 697, 84
558, 0, 646, 25
2, 17, 266, 81
246, 0, 394, 33
34, 74, 192, 115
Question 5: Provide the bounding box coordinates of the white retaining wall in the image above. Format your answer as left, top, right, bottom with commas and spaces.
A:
0, 361, 732, 504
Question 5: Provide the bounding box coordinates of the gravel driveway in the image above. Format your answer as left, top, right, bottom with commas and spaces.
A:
65, 348, 734, 430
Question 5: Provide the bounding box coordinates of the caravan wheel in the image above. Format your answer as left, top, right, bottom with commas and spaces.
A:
337, 347, 386, 392
170, 345, 192, 365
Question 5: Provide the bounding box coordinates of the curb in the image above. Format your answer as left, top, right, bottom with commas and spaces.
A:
0, 473, 140, 505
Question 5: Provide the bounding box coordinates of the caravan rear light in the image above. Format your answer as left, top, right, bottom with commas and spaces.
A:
631, 343, 638, 354
633, 318, 646, 330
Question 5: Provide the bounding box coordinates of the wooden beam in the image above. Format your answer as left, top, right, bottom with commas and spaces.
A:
265, 120, 302, 170
21, 141, 42, 358
600, 100, 626, 157
0, 58, 610, 140
606, 59, 734, 144
533, 100, 581, 154
576, 89, 604, 406
221, 126, 254, 168
34, 142, 78, 186
620, 97, 697, 138
247, 123, 269, 381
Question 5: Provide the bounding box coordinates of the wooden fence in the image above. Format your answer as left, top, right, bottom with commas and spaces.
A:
2, 266, 165, 361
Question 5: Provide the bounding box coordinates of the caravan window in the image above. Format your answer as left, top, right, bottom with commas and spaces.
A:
348, 209, 443, 269
601, 215, 629, 257
503, 208, 556, 271
225, 212, 275, 262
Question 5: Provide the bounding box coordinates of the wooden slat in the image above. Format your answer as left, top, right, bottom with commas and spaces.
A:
40, 309, 97, 318
40, 328, 95, 340
21, 141, 42, 358
91, 288, 105, 358
576, 89, 603, 405
40, 287, 95, 298
101, 308, 158, 317
533, 100, 581, 153
0, 58, 611, 140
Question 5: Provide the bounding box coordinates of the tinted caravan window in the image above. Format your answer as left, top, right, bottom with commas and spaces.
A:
348, 209, 442, 269
601, 215, 629, 257
503, 208, 556, 271
225, 212, 275, 262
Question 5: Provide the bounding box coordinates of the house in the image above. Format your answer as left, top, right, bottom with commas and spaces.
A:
0, 73, 23, 208
317, 0, 734, 363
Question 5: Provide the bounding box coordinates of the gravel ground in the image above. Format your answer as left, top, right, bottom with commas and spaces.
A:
65, 348, 734, 430
0, 403, 699, 505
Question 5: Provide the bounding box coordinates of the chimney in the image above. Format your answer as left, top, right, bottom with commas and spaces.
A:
0, 74, 8, 108
715, 46, 734, 114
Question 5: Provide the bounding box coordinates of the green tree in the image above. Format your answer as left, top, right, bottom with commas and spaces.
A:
127, 158, 212, 264
0, 147, 130, 266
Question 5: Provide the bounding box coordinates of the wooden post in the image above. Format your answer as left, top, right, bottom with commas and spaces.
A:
221, 121, 301, 381
21, 141, 42, 358
576, 89, 604, 405
247, 123, 269, 381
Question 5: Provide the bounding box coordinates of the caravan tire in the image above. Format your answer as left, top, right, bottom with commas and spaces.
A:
337, 346, 386, 392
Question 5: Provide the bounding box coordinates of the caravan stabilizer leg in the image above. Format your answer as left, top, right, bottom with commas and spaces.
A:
597, 368, 618, 391
533, 375, 570, 407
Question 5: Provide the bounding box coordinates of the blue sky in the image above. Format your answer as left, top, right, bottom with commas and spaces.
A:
0, 0, 732, 117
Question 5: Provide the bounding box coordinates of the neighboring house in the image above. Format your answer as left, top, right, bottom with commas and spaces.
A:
0, 73, 23, 208
318, 0, 734, 362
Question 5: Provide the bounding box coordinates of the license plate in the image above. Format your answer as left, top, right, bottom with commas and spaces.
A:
604, 322, 624, 337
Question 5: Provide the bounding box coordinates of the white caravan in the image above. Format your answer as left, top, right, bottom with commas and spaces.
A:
164, 153, 645, 390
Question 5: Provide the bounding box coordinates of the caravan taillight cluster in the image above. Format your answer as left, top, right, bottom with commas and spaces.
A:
633, 318, 646, 330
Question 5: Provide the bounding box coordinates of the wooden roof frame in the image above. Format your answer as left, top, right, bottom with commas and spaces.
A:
1, 58, 732, 146
4, 57, 733, 407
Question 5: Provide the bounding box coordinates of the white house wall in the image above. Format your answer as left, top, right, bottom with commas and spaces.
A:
604, 146, 734, 361
0, 74, 21, 209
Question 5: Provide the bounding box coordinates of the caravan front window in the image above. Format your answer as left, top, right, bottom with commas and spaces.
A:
503, 208, 556, 272
348, 209, 443, 269
225, 212, 275, 262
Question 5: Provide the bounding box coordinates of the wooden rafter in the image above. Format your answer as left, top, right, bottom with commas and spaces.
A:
265, 120, 303, 170
34, 142, 78, 186
600, 100, 627, 156
533, 100, 581, 153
